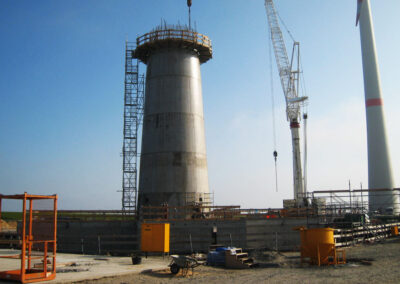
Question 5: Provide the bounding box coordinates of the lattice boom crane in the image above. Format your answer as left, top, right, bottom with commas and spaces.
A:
265, 0, 308, 206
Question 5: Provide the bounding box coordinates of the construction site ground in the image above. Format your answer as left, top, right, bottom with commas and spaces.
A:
1, 237, 400, 283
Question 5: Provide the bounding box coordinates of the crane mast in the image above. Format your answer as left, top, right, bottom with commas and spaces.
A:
265, 0, 307, 206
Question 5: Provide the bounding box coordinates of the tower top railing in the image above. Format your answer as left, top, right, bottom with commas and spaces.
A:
136, 29, 211, 49
134, 27, 212, 64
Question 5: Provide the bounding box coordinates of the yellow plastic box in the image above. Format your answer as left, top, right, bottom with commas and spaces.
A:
141, 223, 170, 253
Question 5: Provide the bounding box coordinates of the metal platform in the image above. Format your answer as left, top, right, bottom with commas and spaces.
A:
134, 26, 212, 64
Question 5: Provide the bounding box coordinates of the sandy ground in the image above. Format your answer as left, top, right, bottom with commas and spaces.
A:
0, 220, 16, 231
0, 251, 169, 284
79, 238, 400, 284
1, 238, 400, 283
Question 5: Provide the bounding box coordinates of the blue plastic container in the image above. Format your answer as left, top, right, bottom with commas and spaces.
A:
207, 250, 226, 266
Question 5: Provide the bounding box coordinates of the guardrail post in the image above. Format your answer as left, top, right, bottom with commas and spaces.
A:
98, 235, 101, 255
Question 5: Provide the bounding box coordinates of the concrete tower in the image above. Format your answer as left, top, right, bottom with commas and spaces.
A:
357, 0, 399, 214
134, 25, 212, 208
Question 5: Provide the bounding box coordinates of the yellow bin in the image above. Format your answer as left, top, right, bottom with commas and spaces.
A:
141, 223, 170, 253
300, 227, 335, 265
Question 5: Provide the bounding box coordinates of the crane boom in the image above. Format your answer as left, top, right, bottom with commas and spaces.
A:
265, 0, 300, 120
265, 0, 307, 206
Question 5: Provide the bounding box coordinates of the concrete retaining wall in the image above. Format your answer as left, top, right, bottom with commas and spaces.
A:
57, 221, 138, 255
246, 218, 319, 251
57, 218, 318, 255
168, 220, 247, 253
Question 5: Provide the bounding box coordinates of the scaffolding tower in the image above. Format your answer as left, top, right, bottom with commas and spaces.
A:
122, 42, 144, 214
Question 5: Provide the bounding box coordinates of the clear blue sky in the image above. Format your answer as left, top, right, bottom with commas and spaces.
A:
1, 0, 400, 210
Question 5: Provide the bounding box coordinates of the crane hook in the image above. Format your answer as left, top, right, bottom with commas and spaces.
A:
187, 0, 192, 30
273, 150, 278, 192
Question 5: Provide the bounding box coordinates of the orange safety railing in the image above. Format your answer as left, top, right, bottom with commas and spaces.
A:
0, 193, 57, 283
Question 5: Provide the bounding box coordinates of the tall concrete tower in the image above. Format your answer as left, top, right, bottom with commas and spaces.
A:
357, 0, 399, 214
134, 25, 212, 208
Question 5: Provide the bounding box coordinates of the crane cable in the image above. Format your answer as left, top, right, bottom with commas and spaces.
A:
277, 9, 295, 43
268, 27, 278, 193
187, 0, 192, 30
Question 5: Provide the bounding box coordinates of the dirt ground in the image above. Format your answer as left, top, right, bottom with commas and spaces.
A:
0, 220, 17, 231
77, 237, 400, 284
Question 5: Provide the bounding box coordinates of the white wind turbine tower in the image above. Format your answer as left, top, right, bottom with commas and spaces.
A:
357, 0, 399, 214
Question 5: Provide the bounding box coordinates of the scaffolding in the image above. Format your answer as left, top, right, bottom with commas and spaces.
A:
308, 188, 400, 219
184, 192, 214, 207
121, 42, 144, 214
139, 188, 400, 222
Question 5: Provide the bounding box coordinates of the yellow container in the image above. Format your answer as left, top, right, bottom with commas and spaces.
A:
141, 223, 170, 253
391, 226, 398, 236
300, 228, 335, 265
302, 228, 335, 246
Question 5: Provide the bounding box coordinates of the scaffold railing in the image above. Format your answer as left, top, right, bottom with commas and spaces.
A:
134, 25, 212, 64
136, 28, 211, 50
308, 188, 400, 218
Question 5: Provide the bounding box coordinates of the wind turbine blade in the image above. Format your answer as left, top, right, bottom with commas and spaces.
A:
356, 0, 364, 26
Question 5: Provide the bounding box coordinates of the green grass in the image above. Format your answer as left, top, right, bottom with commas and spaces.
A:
1, 211, 136, 222
57, 212, 136, 221
1, 212, 22, 221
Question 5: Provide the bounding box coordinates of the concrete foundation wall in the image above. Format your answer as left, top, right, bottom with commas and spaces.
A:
57, 221, 138, 255
246, 218, 319, 251
168, 220, 247, 253
168, 218, 318, 252
57, 218, 318, 255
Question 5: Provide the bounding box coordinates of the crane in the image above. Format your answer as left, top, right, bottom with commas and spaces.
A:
265, 0, 308, 207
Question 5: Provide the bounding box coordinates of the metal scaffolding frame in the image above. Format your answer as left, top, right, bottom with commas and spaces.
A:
121, 42, 144, 214
0, 193, 58, 283
308, 188, 400, 219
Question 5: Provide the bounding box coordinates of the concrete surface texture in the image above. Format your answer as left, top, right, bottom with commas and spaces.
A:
55, 218, 316, 255
168, 218, 316, 253
56, 220, 138, 255
0, 249, 169, 283
138, 34, 211, 208
40, 238, 400, 284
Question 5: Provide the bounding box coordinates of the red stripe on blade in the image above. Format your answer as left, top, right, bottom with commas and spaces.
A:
366, 98, 383, 107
